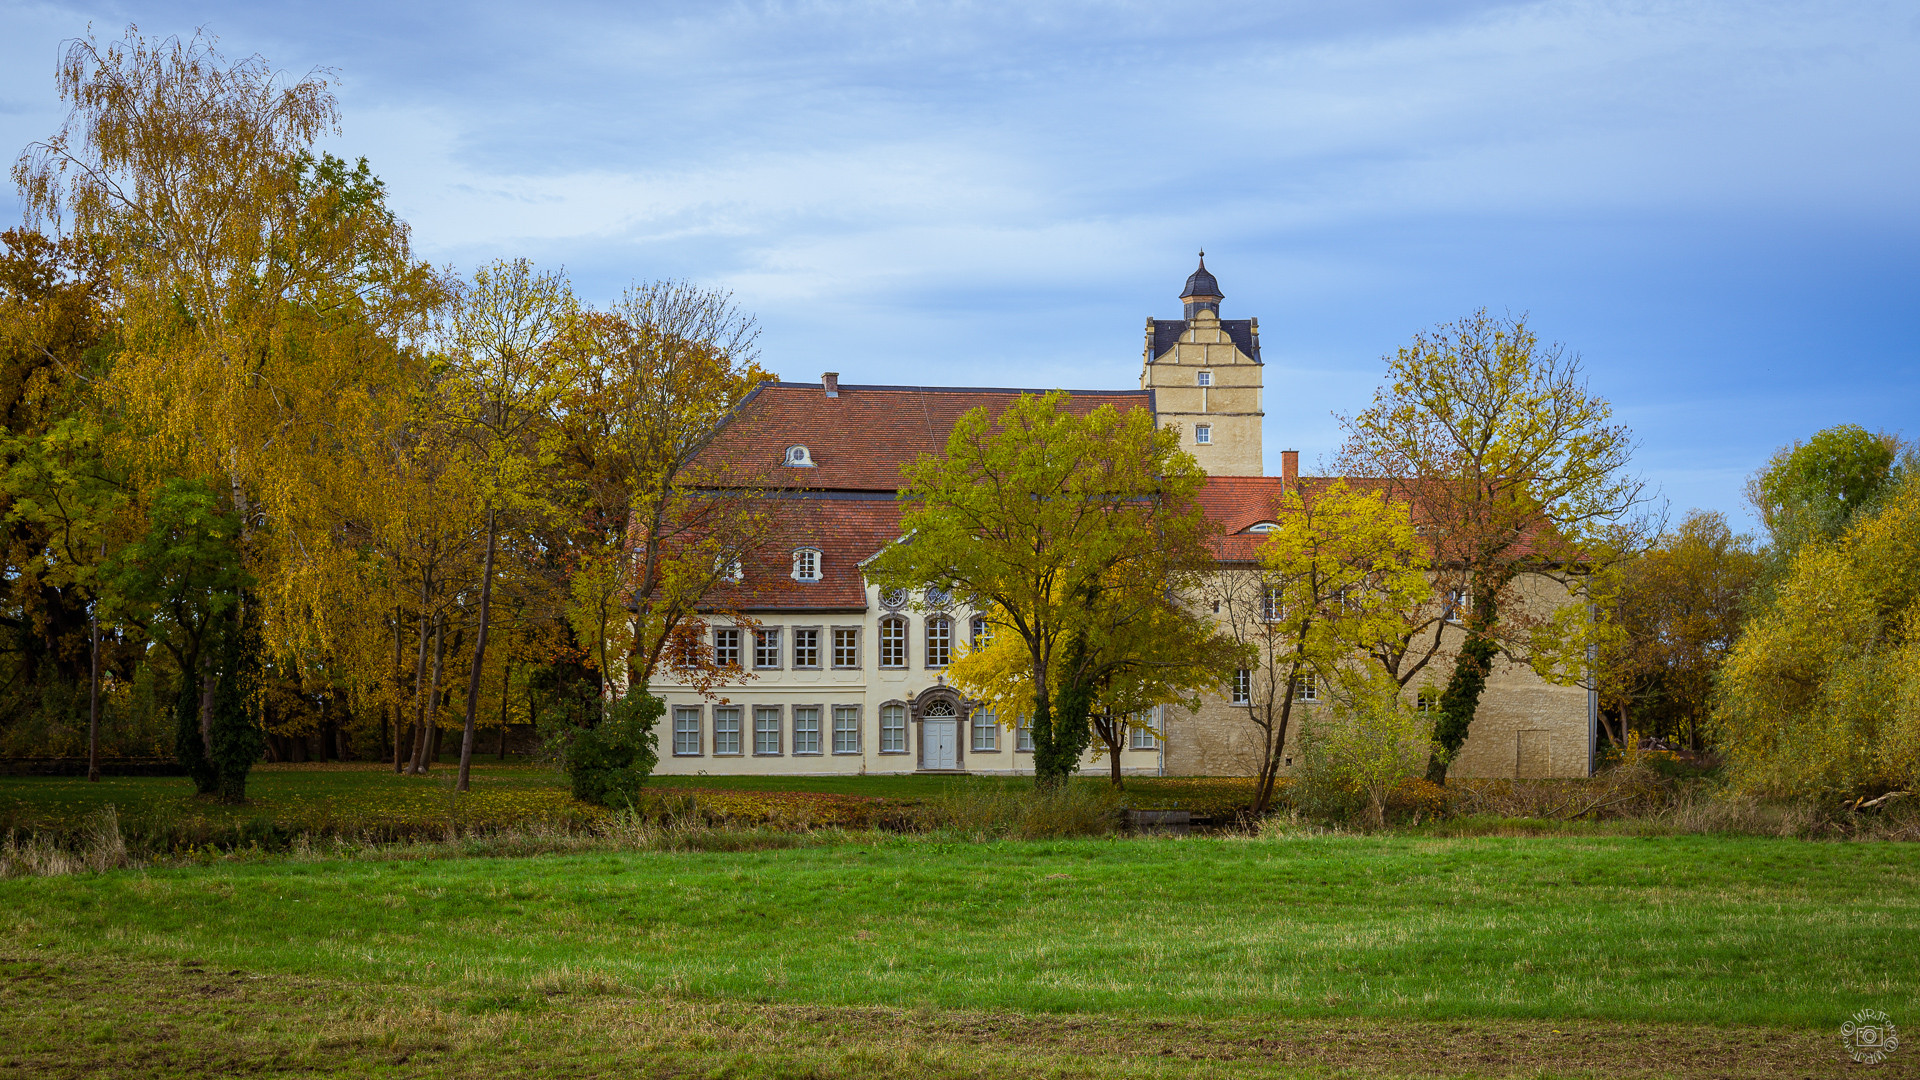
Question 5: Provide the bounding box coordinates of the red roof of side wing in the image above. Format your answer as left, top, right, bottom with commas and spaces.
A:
699, 381, 1157, 492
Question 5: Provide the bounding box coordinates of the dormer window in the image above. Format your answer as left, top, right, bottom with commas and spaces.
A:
1247, 521, 1279, 533
784, 445, 815, 467
1196, 370, 1212, 387
792, 548, 822, 582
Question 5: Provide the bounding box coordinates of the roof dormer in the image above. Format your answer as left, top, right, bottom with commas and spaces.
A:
784, 445, 815, 467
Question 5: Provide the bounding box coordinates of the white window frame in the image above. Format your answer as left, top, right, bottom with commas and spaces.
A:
712, 706, 742, 756
925, 616, 951, 669
785, 445, 814, 467
1129, 711, 1158, 750
792, 627, 821, 669
714, 627, 741, 669
754, 628, 782, 670
879, 617, 907, 669
673, 706, 702, 756
1196, 370, 1212, 387
753, 706, 782, 755
1261, 584, 1282, 623
792, 548, 822, 582
1293, 671, 1318, 702
972, 708, 998, 752
969, 615, 990, 650
1195, 424, 1212, 445
832, 705, 861, 754
792, 705, 822, 755
1232, 668, 1251, 705
831, 627, 860, 669
879, 703, 907, 753
1015, 714, 1034, 753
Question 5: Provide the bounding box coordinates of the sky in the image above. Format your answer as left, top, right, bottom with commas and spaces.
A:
2, 0, 1916, 528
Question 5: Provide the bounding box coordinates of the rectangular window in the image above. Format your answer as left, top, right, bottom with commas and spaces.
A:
972, 708, 997, 752
1130, 711, 1158, 750
1261, 585, 1281, 623
793, 628, 820, 669
832, 627, 859, 668
1293, 671, 1318, 702
1197, 370, 1212, 387
1446, 588, 1469, 624
713, 706, 741, 755
673, 706, 701, 756
880, 619, 906, 668
926, 618, 951, 668
714, 628, 741, 668
1016, 714, 1033, 752
1232, 668, 1251, 705
879, 704, 907, 753
833, 706, 861, 754
754, 706, 782, 754
792, 706, 821, 754
970, 615, 990, 650
794, 549, 820, 581
1416, 690, 1439, 713
1195, 424, 1211, 444
754, 628, 781, 669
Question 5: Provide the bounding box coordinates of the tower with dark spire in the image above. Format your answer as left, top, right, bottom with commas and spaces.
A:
1141, 253, 1264, 476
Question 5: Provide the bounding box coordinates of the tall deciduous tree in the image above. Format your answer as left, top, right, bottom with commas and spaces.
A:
550, 282, 772, 696
13, 27, 441, 797
440, 259, 568, 790
1337, 310, 1643, 783
869, 391, 1213, 788
1208, 481, 1431, 813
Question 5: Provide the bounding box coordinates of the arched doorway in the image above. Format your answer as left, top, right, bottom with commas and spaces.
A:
920, 700, 958, 770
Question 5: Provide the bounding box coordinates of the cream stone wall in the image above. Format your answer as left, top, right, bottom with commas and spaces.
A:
649, 586, 1167, 777
1164, 571, 1594, 779
1141, 309, 1263, 477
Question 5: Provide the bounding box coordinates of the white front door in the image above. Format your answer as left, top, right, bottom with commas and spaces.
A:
923, 719, 958, 770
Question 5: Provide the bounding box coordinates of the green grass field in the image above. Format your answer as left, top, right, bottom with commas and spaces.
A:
3, 831, 1916, 1077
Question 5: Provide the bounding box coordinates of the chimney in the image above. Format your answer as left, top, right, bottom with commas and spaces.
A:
822, 372, 839, 398
1281, 449, 1299, 489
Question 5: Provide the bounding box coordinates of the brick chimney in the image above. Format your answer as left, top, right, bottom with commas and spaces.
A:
822, 372, 839, 398
1281, 449, 1299, 489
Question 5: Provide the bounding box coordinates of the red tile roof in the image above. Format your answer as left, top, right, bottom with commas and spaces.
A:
705, 494, 905, 612
700, 381, 1156, 492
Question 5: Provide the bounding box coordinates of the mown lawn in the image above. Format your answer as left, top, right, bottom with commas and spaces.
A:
4, 833, 1914, 1077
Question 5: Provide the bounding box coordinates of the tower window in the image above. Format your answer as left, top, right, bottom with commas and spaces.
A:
1195, 424, 1212, 445
1197, 370, 1212, 387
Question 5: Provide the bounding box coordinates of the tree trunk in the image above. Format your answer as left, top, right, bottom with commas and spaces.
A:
457, 512, 499, 792
1426, 592, 1499, 785
411, 615, 447, 774
87, 594, 101, 783
498, 661, 512, 760
402, 599, 430, 774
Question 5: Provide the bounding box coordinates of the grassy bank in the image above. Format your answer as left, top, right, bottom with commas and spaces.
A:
5, 833, 1914, 1029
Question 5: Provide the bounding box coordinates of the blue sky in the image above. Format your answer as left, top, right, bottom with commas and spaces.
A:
3, 1, 1916, 528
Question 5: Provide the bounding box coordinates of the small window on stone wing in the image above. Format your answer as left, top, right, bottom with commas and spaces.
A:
1195, 424, 1212, 445
784, 445, 815, 467
1197, 370, 1213, 387
792, 548, 822, 582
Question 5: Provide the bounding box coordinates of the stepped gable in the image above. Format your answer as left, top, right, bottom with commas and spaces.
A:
702, 381, 1156, 493
1148, 319, 1261, 363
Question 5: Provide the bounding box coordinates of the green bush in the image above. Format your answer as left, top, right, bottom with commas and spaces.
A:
562, 690, 662, 808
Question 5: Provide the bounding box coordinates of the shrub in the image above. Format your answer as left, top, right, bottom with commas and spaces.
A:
562, 690, 662, 808
920, 783, 1121, 839
1292, 678, 1434, 828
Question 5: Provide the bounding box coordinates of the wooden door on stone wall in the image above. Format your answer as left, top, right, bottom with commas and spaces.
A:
1517, 730, 1551, 778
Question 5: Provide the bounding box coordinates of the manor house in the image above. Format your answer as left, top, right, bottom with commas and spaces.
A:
648, 258, 1594, 780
